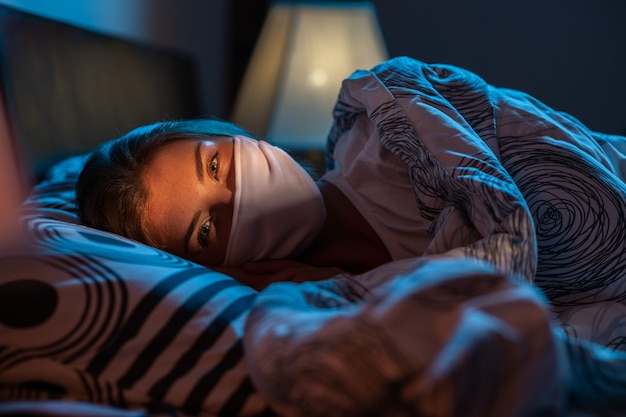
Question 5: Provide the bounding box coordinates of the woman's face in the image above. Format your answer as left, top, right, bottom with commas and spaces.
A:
141, 136, 235, 265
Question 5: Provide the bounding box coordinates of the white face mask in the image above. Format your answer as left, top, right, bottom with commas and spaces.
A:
223, 136, 326, 266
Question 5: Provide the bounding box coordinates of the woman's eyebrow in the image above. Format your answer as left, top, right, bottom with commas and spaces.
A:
195, 141, 204, 183
184, 211, 200, 253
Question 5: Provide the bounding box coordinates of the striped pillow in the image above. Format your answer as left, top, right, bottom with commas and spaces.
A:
0, 155, 272, 416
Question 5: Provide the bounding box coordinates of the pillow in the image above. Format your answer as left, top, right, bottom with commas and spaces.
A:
0, 155, 272, 416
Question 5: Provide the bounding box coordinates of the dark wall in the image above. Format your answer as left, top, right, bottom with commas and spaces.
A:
372, 0, 626, 135
226, 0, 271, 116
229, 0, 626, 135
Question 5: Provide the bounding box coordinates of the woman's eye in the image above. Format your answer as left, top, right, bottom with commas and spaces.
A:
209, 153, 218, 177
198, 221, 211, 248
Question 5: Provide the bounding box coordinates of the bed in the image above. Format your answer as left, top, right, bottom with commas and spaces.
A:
2, 4, 626, 417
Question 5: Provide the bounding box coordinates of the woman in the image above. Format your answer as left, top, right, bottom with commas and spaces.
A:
76, 118, 370, 288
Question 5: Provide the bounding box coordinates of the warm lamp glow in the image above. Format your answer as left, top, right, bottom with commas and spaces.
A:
231, 1, 388, 150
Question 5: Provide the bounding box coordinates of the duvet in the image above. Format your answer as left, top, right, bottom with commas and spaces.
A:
244, 57, 626, 416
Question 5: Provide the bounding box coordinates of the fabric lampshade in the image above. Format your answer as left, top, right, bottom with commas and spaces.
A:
231, 1, 388, 150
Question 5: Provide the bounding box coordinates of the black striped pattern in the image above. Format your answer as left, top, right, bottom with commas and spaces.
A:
329, 56, 537, 283
328, 56, 626, 349
0, 156, 273, 416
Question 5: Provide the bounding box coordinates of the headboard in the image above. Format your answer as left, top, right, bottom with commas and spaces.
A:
0, 4, 202, 183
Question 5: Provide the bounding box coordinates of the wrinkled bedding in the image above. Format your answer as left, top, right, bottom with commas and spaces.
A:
243, 57, 626, 416
246, 259, 565, 417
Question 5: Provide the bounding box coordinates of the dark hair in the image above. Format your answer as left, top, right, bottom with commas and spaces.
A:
75, 118, 252, 247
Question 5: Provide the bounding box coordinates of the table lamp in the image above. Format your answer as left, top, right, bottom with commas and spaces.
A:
231, 1, 388, 153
